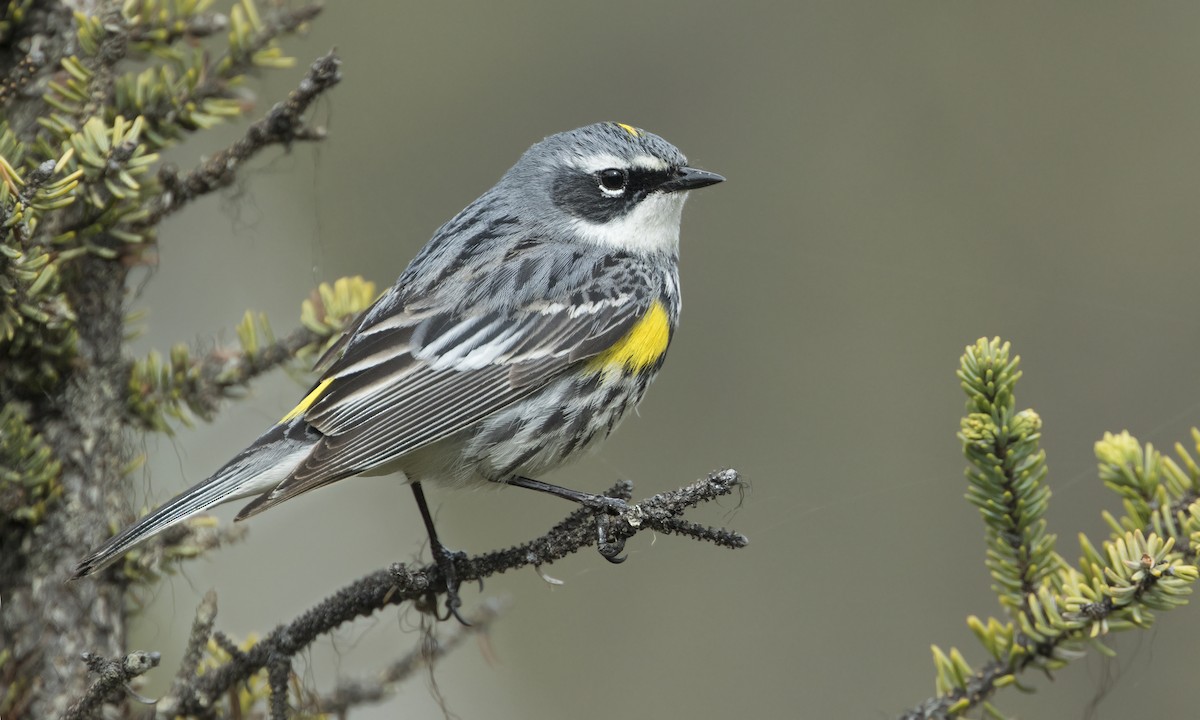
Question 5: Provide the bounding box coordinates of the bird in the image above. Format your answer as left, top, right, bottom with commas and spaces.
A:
72, 122, 723, 616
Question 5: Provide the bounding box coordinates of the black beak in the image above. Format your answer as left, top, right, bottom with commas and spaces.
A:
659, 166, 725, 193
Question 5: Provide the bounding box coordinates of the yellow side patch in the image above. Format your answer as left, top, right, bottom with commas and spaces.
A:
280, 377, 334, 423
588, 301, 670, 374
616, 122, 641, 138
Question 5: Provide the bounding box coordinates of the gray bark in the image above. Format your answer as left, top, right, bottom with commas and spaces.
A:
2, 257, 129, 716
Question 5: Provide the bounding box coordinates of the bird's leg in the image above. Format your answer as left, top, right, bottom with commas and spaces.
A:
504, 475, 630, 562
504, 475, 629, 511
410, 482, 471, 625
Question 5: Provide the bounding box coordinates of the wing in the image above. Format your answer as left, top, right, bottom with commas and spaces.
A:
234, 283, 650, 518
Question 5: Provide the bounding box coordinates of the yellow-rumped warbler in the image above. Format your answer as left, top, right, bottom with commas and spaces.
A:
73, 122, 723, 609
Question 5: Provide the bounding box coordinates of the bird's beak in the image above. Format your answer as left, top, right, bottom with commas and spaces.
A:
658, 167, 725, 193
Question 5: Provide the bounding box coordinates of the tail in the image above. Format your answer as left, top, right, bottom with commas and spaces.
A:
71, 421, 316, 579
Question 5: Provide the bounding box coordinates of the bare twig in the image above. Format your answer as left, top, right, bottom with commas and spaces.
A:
166, 591, 218, 700
163, 471, 746, 715
267, 655, 290, 720
312, 598, 508, 716
64, 650, 161, 720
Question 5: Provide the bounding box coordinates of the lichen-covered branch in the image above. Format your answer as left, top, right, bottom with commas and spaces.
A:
167, 590, 218, 704
148, 471, 746, 717
64, 650, 161, 720
314, 598, 508, 716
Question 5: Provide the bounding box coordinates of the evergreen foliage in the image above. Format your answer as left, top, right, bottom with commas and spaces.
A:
905, 338, 1200, 719
0, 0, 340, 538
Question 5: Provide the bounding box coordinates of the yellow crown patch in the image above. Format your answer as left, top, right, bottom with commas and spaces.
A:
615, 122, 641, 138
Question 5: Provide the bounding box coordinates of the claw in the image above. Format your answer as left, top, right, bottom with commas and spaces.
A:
410, 482, 476, 625
499, 475, 633, 564
596, 515, 627, 564
430, 546, 472, 626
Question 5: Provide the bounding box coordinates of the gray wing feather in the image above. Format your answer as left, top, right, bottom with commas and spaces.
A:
235, 276, 648, 519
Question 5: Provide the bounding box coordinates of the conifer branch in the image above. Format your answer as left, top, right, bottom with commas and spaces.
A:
126, 323, 321, 430
127, 277, 376, 431
0, 4, 349, 714
0, 47, 47, 107
136, 48, 339, 231
127, 13, 228, 46
900, 533, 1193, 719
958, 339, 1056, 618
899, 339, 1199, 719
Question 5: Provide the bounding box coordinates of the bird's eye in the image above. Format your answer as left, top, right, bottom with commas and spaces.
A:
598, 168, 628, 194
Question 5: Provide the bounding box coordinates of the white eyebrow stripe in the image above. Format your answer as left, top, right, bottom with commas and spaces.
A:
573, 153, 671, 174
630, 154, 669, 171
575, 153, 627, 173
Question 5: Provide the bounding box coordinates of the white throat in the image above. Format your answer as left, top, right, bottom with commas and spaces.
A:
570, 192, 688, 254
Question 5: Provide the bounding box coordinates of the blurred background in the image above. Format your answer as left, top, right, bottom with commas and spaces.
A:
125, 2, 1200, 718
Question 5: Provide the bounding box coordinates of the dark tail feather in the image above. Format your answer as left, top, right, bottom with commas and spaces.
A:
70, 468, 250, 579
70, 422, 313, 579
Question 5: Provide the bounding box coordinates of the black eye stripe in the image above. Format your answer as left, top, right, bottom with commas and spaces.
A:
590, 167, 674, 198
624, 168, 675, 194
552, 164, 678, 224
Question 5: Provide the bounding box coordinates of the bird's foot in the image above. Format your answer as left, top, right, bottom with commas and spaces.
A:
428, 542, 475, 625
